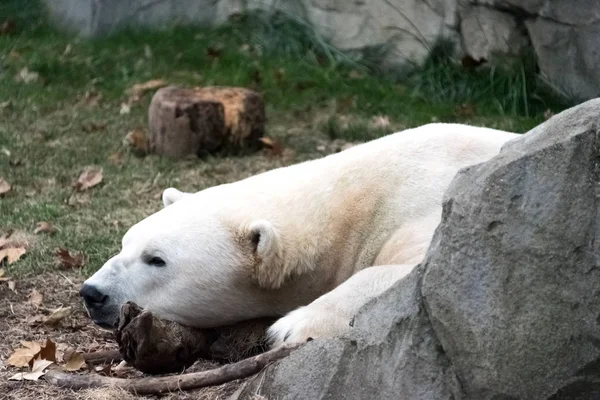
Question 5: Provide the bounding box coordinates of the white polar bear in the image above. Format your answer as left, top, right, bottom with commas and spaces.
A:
81, 123, 518, 346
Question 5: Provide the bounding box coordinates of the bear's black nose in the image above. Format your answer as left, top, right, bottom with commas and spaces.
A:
80, 284, 108, 307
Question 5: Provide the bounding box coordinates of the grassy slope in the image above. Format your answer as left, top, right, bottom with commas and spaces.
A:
0, 1, 570, 277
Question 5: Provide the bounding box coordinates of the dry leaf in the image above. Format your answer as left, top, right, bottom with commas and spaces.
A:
34, 221, 56, 235
8, 280, 16, 291
16, 67, 40, 84
348, 70, 364, 79
74, 167, 103, 191
258, 137, 284, 158
0, 19, 16, 36
455, 103, 477, 118
28, 289, 43, 306
9, 356, 53, 381
108, 152, 125, 166
40, 338, 57, 362
0, 246, 26, 264
144, 44, 153, 59
119, 103, 131, 115
124, 128, 148, 155
95, 364, 112, 376
0, 177, 11, 195
369, 115, 391, 130
0, 229, 14, 249
26, 314, 47, 326
127, 79, 166, 104
55, 248, 85, 269
64, 351, 86, 371
7, 341, 42, 367
44, 306, 72, 326
82, 122, 107, 133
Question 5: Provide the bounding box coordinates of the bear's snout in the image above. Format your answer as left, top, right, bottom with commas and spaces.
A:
80, 283, 108, 307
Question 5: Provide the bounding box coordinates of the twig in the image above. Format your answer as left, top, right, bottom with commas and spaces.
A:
45, 343, 301, 395
82, 349, 123, 365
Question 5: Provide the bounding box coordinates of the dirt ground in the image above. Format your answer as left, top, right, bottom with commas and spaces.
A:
0, 271, 244, 400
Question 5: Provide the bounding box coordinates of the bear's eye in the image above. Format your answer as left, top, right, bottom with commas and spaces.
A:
147, 256, 166, 267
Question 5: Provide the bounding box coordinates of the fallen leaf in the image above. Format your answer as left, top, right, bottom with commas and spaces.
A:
44, 306, 72, 326
63, 43, 73, 56
0, 177, 11, 195
348, 70, 364, 79
455, 103, 477, 118
369, 115, 391, 130
16, 67, 40, 84
120, 103, 131, 115
0, 246, 26, 265
124, 128, 148, 155
34, 221, 56, 235
127, 79, 166, 103
74, 167, 103, 191
40, 338, 57, 362
144, 44, 153, 59
95, 364, 112, 376
9, 355, 53, 381
8, 280, 16, 291
79, 90, 102, 108
0, 230, 14, 249
258, 137, 283, 158
64, 351, 86, 371
26, 314, 47, 326
108, 152, 125, 166
335, 96, 355, 114
55, 248, 85, 269
82, 122, 107, 133
0, 19, 16, 35
7, 49, 22, 61
28, 289, 43, 306
206, 46, 222, 60
7, 341, 42, 367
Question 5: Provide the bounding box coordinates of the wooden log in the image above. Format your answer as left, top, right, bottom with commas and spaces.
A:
148, 86, 226, 158
148, 86, 265, 158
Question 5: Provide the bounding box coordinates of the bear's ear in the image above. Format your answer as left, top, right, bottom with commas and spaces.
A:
162, 188, 190, 208
246, 220, 286, 290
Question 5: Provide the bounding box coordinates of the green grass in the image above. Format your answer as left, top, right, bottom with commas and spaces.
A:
0, 0, 572, 277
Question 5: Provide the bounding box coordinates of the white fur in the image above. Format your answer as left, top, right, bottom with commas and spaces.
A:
82, 123, 518, 341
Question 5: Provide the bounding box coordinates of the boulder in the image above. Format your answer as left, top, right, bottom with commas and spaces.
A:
232, 99, 600, 399
460, 5, 530, 62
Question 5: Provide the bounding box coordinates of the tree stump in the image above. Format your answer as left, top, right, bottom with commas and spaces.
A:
148, 86, 265, 158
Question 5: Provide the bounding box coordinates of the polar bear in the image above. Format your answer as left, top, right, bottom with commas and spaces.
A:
81, 123, 518, 346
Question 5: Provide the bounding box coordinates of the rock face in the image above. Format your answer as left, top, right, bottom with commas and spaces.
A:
43, 0, 600, 101
232, 99, 600, 399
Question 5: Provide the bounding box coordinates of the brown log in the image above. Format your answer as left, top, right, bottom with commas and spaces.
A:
114, 301, 218, 375
148, 86, 265, 158
82, 349, 122, 365
44, 343, 301, 395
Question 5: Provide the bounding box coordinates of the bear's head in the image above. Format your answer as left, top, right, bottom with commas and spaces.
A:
79, 187, 287, 329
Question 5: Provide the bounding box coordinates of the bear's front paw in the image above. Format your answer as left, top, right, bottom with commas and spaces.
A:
267, 305, 352, 347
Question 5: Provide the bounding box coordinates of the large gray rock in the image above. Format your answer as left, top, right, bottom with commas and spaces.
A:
231, 268, 461, 400
460, 4, 530, 62
422, 97, 600, 399
232, 99, 600, 400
